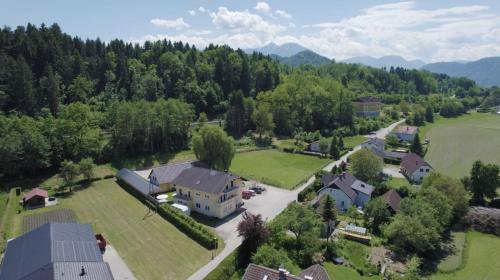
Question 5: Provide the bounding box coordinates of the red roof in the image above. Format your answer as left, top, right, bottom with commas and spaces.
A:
382, 189, 402, 212
23, 188, 48, 201
401, 153, 432, 174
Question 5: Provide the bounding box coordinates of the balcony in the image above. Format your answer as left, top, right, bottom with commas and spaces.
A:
175, 193, 192, 201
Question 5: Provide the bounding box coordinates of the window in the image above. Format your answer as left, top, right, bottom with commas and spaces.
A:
196, 193, 200, 196
196, 203, 200, 208
205, 194, 209, 199
205, 205, 210, 211
420, 168, 423, 172
426, 168, 430, 172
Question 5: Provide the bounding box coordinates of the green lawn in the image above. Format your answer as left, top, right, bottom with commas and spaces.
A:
230, 149, 330, 189
344, 135, 368, 148
431, 231, 500, 280
385, 177, 411, 189
323, 262, 382, 280
422, 113, 500, 178
437, 232, 466, 273
8, 179, 212, 280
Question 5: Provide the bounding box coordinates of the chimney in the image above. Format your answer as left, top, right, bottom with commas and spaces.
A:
278, 266, 288, 280
80, 266, 86, 276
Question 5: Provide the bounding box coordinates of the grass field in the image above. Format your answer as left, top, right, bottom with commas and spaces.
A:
323, 262, 382, 280
7, 179, 212, 280
436, 232, 466, 273
230, 149, 330, 189
431, 231, 500, 280
423, 113, 500, 178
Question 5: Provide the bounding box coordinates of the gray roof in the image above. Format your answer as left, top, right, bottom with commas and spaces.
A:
171, 166, 239, 194
384, 151, 408, 160
363, 137, 384, 148
116, 168, 162, 195
319, 172, 374, 200
0, 223, 113, 280
53, 262, 114, 280
149, 161, 196, 185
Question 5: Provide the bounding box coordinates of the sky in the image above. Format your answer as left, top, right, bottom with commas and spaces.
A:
2, 0, 500, 62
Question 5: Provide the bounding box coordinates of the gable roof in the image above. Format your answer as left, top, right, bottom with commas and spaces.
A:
171, 166, 239, 194
149, 161, 206, 185
394, 126, 418, 135
321, 173, 358, 201
116, 168, 162, 195
362, 137, 385, 148
382, 189, 402, 212
401, 153, 432, 174
298, 264, 330, 280
0, 223, 113, 280
23, 188, 48, 201
242, 263, 330, 280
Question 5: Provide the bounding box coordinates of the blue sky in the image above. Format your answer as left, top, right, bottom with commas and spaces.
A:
2, 1, 500, 62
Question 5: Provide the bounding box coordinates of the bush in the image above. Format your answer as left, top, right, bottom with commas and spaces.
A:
103, 174, 115, 179
205, 248, 239, 280
465, 207, 500, 236
298, 186, 315, 202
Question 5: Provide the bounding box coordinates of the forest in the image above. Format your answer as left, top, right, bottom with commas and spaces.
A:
0, 23, 492, 177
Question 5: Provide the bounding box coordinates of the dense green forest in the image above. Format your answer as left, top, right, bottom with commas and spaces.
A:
0, 23, 494, 177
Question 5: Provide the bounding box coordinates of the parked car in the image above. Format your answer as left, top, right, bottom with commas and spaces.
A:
250, 185, 266, 194
242, 190, 253, 199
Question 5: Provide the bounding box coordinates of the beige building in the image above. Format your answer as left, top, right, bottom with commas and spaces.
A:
171, 166, 243, 219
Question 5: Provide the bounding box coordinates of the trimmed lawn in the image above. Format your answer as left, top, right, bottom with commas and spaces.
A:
230, 149, 330, 189
323, 262, 382, 280
422, 113, 500, 178
431, 231, 500, 280
437, 232, 466, 273
344, 135, 368, 148
8, 179, 212, 280
385, 177, 411, 189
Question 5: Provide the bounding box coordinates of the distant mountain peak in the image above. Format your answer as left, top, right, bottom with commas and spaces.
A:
244, 42, 309, 57
342, 55, 426, 69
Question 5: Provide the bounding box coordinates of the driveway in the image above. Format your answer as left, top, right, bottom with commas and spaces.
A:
103, 245, 137, 280
383, 166, 405, 178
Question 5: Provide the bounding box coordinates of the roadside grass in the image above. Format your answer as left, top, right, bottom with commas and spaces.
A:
420, 112, 500, 178
7, 179, 213, 280
436, 232, 466, 273
229, 149, 330, 189
431, 231, 500, 280
323, 262, 382, 280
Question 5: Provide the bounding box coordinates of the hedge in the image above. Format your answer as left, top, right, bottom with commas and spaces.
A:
117, 179, 220, 249
204, 247, 240, 280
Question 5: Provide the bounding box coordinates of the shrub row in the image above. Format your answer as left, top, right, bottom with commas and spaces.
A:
117, 180, 220, 249
158, 204, 220, 249
204, 247, 240, 280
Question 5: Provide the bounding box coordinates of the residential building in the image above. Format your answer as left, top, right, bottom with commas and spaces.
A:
361, 138, 385, 157
400, 153, 433, 183
116, 168, 164, 196
22, 188, 48, 208
242, 263, 330, 280
353, 96, 382, 117
393, 126, 418, 142
0, 222, 114, 280
317, 172, 374, 211
172, 166, 243, 219
148, 161, 200, 192
381, 189, 402, 213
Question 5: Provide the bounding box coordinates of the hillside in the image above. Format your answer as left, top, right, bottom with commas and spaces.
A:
244, 42, 308, 57
422, 57, 500, 87
272, 50, 332, 67
342, 55, 426, 69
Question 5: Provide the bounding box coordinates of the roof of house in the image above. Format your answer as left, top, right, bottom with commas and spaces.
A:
362, 137, 385, 148
149, 161, 207, 185
116, 168, 163, 195
354, 96, 380, 103
320, 172, 374, 200
382, 189, 402, 212
242, 263, 330, 280
298, 264, 330, 280
0, 223, 113, 280
23, 188, 48, 201
401, 153, 432, 174
384, 151, 408, 160
394, 126, 418, 135
171, 166, 239, 194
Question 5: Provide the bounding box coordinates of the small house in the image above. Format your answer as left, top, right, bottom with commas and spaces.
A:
361, 138, 385, 157
242, 263, 330, 280
317, 172, 374, 211
22, 188, 48, 208
400, 153, 433, 183
381, 189, 402, 213
353, 96, 382, 117
393, 126, 418, 142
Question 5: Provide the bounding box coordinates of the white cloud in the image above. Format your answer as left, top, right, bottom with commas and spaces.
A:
188, 10, 196, 16
275, 9, 292, 19
254, 2, 271, 14
209, 7, 285, 35
150, 17, 190, 30
198, 6, 206, 13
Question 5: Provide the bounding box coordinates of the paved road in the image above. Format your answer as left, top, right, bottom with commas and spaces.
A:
103, 245, 137, 280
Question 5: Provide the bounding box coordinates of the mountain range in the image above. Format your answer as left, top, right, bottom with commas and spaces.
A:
248, 42, 500, 87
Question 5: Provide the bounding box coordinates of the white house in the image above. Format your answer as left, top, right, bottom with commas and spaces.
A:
360, 138, 385, 157
393, 126, 418, 142
400, 153, 433, 183
316, 172, 374, 212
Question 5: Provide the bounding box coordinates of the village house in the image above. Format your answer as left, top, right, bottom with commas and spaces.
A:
22, 188, 48, 208
148, 161, 201, 192
393, 125, 418, 142
0, 222, 114, 280
353, 96, 382, 117
381, 189, 402, 213
172, 166, 243, 219
317, 172, 374, 211
242, 263, 330, 280
400, 153, 433, 183
361, 138, 407, 163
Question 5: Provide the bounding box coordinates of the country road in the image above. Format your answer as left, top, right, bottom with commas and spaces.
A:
187, 119, 404, 280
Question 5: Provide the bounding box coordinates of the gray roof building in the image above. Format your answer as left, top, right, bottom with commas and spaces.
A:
148, 161, 198, 186
171, 166, 239, 194
0, 223, 113, 280
116, 168, 163, 195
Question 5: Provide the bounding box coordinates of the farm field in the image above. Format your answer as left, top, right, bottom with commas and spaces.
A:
431, 231, 500, 280
7, 179, 212, 280
230, 149, 330, 189
423, 113, 500, 178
